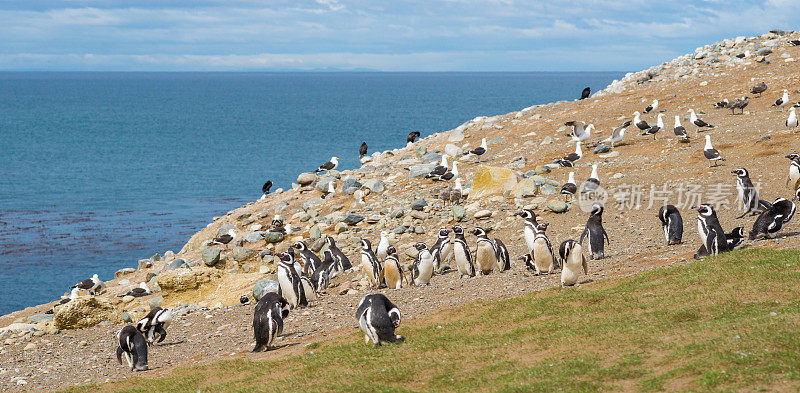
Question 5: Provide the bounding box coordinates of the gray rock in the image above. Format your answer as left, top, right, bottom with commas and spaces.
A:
363, 179, 386, 193
546, 200, 569, 213
244, 231, 265, 243
274, 201, 290, 213
310, 225, 322, 240
540, 136, 553, 145
236, 213, 252, 221
121, 313, 133, 323
341, 178, 363, 194
343, 214, 365, 225
593, 144, 612, 154
264, 231, 285, 243
409, 163, 438, 178
389, 208, 404, 219
392, 225, 407, 234
414, 226, 426, 234
216, 223, 235, 237
232, 247, 254, 262
297, 172, 317, 186
303, 198, 324, 211
474, 210, 492, 219
452, 205, 467, 221
535, 165, 551, 175
335, 222, 349, 233
327, 169, 342, 179
539, 184, 559, 195
756, 48, 773, 56
448, 125, 466, 142
415, 145, 428, 158
29, 313, 53, 324
411, 199, 428, 211
315, 176, 336, 192
202, 248, 221, 266
252, 279, 280, 301
138, 259, 153, 270
151, 253, 162, 262
444, 144, 464, 157
421, 152, 442, 164
115, 268, 137, 279
149, 296, 164, 309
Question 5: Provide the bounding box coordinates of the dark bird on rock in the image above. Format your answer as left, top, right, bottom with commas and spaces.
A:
119, 283, 151, 298
464, 138, 488, 159
359, 142, 368, 158
210, 228, 237, 248
560, 172, 577, 200
714, 98, 729, 108
751, 82, 768, 97
259, 180, 273, 200
729, 96, 749, 115
580, 87, 590, 100
426, 155, 449, 178
407, 131, 421, 144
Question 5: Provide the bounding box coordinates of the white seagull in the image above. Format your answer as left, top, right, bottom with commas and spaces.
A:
566, 121, 593, 142
673, 115, 689, 141
633, 111, 650, 131
788, 107, 798, 130
602, 121, 630, 147
644, 99, 659, 113
642, 113, 664, 139
688, 109, 713, 129
772, 89, 789, 107
315, 156, 339, 173
703, 135, 725, 167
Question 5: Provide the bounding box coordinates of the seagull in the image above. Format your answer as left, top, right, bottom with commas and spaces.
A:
434, 162, 458, 182
120, 282, 151, 298
451, 178, 464, 204
790, 40, 800, 46
688, 109, 713, 129
729, 96, 749, 115
751, 82, 768, 97
464, 138, 487, 160
565, 121, 593, 142
407, 131, 421, 144
673, 115, 689, 141
633, 111, 650, 131
210, 228, 237, 249
714, 99, 729, 108
772, 89, 789, 107
259, 180, 273, 200
554, 142, 582, 167
642, 113, 664, 139
580, 87, 591, 100
580, 164, 600, 193
359, 142, 368, 158
703, 135, 725, 167
71, 274, 104, 295
426, 155, 449, 178
321, 180, 336, 199
602, 121, 630, 147
560, 171, 577, 200
315, 156, 339, 173
644, 99, 658, 113
788, 107, 798, 130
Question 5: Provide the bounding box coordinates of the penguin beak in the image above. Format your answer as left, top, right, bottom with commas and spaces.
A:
513, 211, 523, 217
730, 170, 737, 174
690, 206, 701, 211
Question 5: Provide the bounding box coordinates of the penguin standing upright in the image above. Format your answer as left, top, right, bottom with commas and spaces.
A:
359, 239, 382, 288
514, 209, 539, 256
749, 198, 796, 240
355, 294, 404, 346
116, 325, 149, 371
325, 237, 352, 276
292, 242, 322, 277
559, 240, 588, 286
493, 238, 511, 271
470, 227, 497, 275
658, 205, 683, 245
276, 252, 307, 309
786, 154, 800, 191
411, 243, 435, 285
300, 276, 317, 303
692, 204, 728, 256
429, 228, 452, 271
451, 226, 475, 278
310, 256, 330, 294
252, 292, 290, 352
531, 223, 555, 275
732, 168, 764, 218
580, 203, 610, 259
695, 226, 747, 258
382, 246, 404, 289
135, 307, 173, 346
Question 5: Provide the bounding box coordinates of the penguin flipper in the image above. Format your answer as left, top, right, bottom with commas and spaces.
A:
759, 199, 773, 210
582, 255, 589, 275
602, 228, 610, 245
579, 228, 588, 244
705, 229, 718, 255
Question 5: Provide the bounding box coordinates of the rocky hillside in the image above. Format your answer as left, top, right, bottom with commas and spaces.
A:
2, 29, 800, 391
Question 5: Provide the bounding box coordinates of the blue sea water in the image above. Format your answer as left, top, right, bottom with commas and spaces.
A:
0, 71, 623, 315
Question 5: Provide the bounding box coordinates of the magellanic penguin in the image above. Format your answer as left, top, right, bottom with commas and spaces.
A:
411, 243, 435, 286
300, 275, 317, 303
514, 209, 539, 256
429, 228, 452, 271
531, 222, 556, 275
359, 238, 382, 289
786, 154, 800, 191
470, 227, 497, 275
732, 168, 765, 218
116, 325, 148, 371
355, 294, 404, 347
325, 237, 352, 277
276, 252, 307, 309
252, 292, 289, 352
580, 203, 610, 260
493, 238, 511, 272
692, 204, 729, 257
749, 198, 796, 240
695, 227, 745, 259
135, 307, 173, 346
658, 205, 683, 245
452, 226, 475, 278
382, 245, 405, 289
292, 241, 322, 277
311, 253, 331, 294
559, 240, 588, 287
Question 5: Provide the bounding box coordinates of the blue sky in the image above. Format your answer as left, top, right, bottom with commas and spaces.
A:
0, 0, 798, 71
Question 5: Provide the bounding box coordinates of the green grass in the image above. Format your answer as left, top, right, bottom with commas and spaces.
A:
65, 248, 800, 392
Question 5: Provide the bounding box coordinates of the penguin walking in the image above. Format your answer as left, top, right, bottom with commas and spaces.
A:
116, 325, 149, 371
325, 237, 352, 277
382, 246, 405, 289
355, 294, 404, 346
560, 172, 577, 201
470, 227, 497, 275
703, 135, 725, 167
292, 241, 322, 277
514, 209, 539, 256
658, 205, 683, 245
252, 292, 290, 352
531, 223, 556, 275
135, 307, 173, 346
750, 198, 796, 240
559, 240, 588, 287
732, 168, 765, 218
359, 238, 382, 289
692, 204, 729, 256
429, 228, 452, 271
451, 226, 475, 278
695, 227, 745, 259
786, 154, 800, 191
276, 252, 307, 309
580, 203, 610, 260
411, 243, 435, 286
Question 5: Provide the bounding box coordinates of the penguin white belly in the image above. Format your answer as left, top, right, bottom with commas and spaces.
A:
301, 278, 316, 302
662, 223, 669, 243
561, 246, 585, 286
277, 271, 297, 307
383, 262, 402, 289
532, 239, 554, 274
361, 255, 378, 286
440, 242, 452, 265
524, 226, 536, 253
415, 255, 434, 285
475, 243, 496, 275
697, 220, 708, 246
453, 246, 471, 276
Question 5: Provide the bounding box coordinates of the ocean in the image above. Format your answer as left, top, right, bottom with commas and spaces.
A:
0, 71, 623, 315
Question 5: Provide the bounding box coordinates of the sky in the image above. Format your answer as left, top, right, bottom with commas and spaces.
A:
0, 0, 798, 72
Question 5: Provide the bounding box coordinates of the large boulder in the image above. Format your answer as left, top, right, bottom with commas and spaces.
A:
202, 248, 221, 266
297, 172, 317, 186
232, 247, 255, 262
343, 214, 365, 225
244, 231, 265, 243
315, 176, 336, 192
341, 177, 363, 194
471, 165, 520, 198
252, 279, 280, 301
363, 179, 385, 193
54, 296, 117, 330
511, 177, 539, 199
264, 231, 285, 243
409, 163, 437, 178
157, 267, 222, 293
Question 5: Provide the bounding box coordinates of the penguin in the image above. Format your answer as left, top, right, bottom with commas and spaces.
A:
359, 238, 382, 289
560, 172, 577, 200
376, 231, 391, 261
116, 325, 148, 371
520, 254, 536, 272
531, 222, 556, 275
71, 273, 104, 295
300, 275, 317, 303
470, 227, 497, 275
292, 241, 322, 277
580, 203, 610, 260
275, 252, 307, 309
732, 167, 764, 218
252, 292, 290, 352
411, 243, 435, 286
658, 205, 683, 245
382, 246, 405, 289
325, 237, 352, 276
355, 294, 404, 346
135, 307, 173, 346
749, 198, 796, 240
493, 238, 511, 272
786, 154, 800, 191
286, 247, 303, 275
514, 209, 539, 256
692, 204, 728, 256
310, 254, 331, 294
429, 228, 452, 271
559, 240, 588, 287
451, 226, 475, 278
725, 227, 747, 250
580, 164, 600, 194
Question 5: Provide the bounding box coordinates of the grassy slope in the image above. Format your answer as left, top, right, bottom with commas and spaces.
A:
67, 248, 800, 392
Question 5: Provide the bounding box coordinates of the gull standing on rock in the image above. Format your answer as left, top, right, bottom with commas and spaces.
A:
673, 115, 689, 141
642, 113, 663, 139
703, 135, 725, 167
376, 231, 391, 261
787, 107, 798, 130
321, 180, 335, 199
426, 155, 449, 178
71, 274, 104, 295
633, 111, 650, 131
772, 89, 789, 107
602, 121, 630, 147
315, 156, 339, 173
259, 180, 273, 200
644, 99, 658, 113
688, 109, 713, 130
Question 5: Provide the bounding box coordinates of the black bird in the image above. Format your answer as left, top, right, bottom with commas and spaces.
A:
580, 87, 591, 100
407, 131, 421, 143
789, 40, 800, 46
751, 82, 767, 97
359, 142, 368, 158
260, 180, 273, 200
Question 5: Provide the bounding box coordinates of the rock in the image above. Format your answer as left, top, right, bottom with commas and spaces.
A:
411, 199, 428, 211
471, 166, 519, 198
158, 267, 222, 293
414, 226, 426, 234
244, 232, 265, 243
593, 144, 612, 154
410, 210, 428, 220
343, 214, 365, 225
121, 312, 133, 323
1, 323, 36, 334
409, 163, 438, 178
252, 279, 280, 301
216, 223, 235, 237
114, 268, 136, 279
389, 209, 404, 219
539, 184, 559, 195
264, 231, 285, 243
202, 248, 221, 266
24, 343, 36, 351
756, 48, 773, 56
540, 136, 553, 145
315, 176, 336, 192
274, 201, 290, 213
474, 210, 493, 219
511, 177, 539, 199
28, 313, 53, 324
598, 151, 620, 159
546, 200, 569, 213
508, 156, 527, 168
232, 247, 254, 262
149, 296, 164, 309
363, 179, 386, 193
452, 205, 467, 221
309, 225, 322, 240
138, 259, 153, 270
341, 178, 363, 194
302, 198, 324, 211
448, 125, 466, 142
444, 144, 464, 157
421, 152, 442, 164
415, 145, 428, 158
297, 172, 317, 186
392, 225, 407, 234
54, 297, 116, 330
123, 295, 135, 303
335, 222, 349, 233
535, 165, 551, 175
